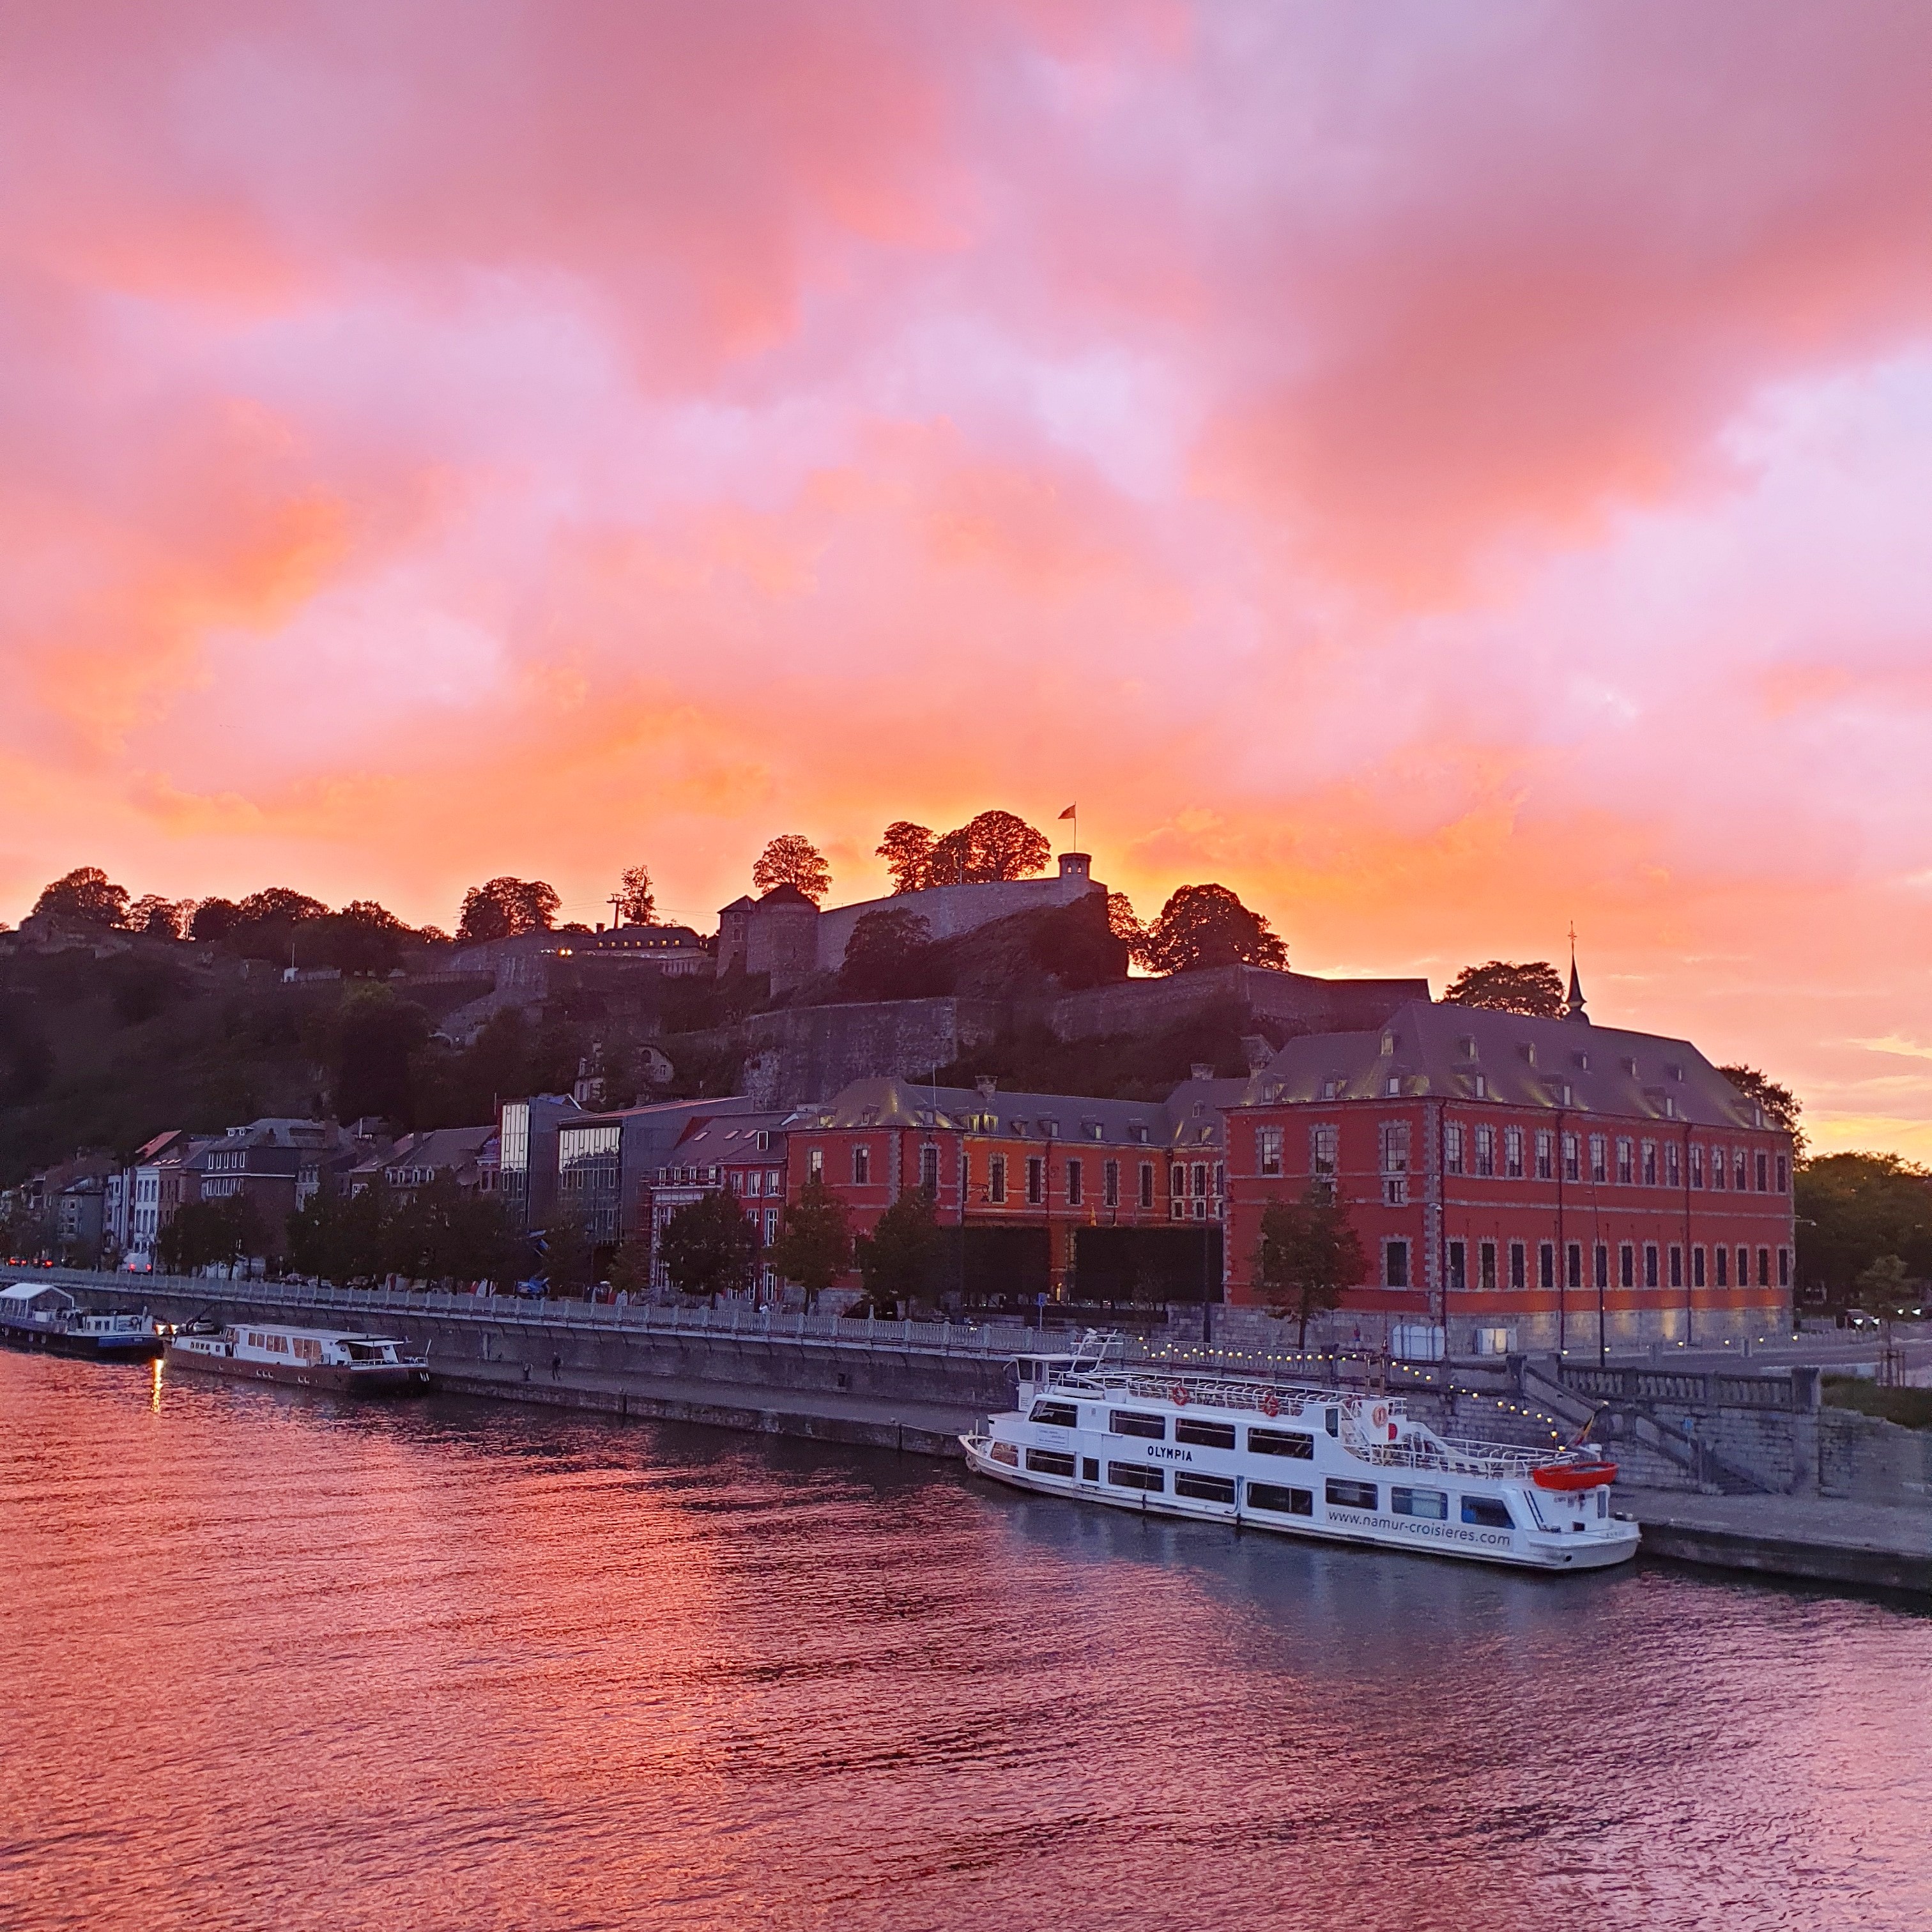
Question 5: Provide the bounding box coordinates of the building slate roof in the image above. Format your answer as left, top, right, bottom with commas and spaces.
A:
791, 1075, 1242, 1151
1249, 999, 1767, 1130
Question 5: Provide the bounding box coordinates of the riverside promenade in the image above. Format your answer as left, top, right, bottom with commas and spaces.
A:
27, 1266, 1932, 1595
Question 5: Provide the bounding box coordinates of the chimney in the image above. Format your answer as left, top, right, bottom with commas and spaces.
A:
975, 1075, 999, 1101
1190, 1062, 1215, 1083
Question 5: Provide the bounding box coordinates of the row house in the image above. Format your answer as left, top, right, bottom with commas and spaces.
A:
786, 1071, 1245, 1307
348, 1125, 498, 1202
1223, 995, 1794, 1354
549, 1094, 756, 1245
646, 1112, 792, 1295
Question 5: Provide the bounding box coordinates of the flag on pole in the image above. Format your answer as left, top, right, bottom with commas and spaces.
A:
1058, 804, 1077, 820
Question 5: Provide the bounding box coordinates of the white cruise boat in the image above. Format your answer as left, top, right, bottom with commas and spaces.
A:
962, 1340, 1637, 1572
165, 1322, 431, 1395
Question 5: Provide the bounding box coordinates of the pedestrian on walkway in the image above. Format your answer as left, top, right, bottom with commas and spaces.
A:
522, 1361, 531, 1383
550, 1352, 562, 1382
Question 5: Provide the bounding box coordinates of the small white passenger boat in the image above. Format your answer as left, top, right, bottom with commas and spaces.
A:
165, 1322, 430, 1395
962, 1340, 1637, 1572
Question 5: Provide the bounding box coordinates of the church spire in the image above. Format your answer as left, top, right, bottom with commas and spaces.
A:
1566, 924, 1590, 1025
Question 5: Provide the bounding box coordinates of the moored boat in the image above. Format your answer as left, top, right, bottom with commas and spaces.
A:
165, 1321, 431, 1394
962, 1338, 1637, 1572
0, 1282, 164, 1361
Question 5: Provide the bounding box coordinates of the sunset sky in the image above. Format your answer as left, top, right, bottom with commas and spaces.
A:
4, 3, 1931, 1156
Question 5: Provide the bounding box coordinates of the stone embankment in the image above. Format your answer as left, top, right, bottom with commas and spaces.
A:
33, 1268, 1932, 1595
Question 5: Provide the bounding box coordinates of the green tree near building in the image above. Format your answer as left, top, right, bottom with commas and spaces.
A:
658, 1190, 758, 1304
853, 1186, 942, 1317
1798, 1152, 1932, 1303
763, 1174, 852, 1311
1252, 1186, 1369, 1347
288, 1181, 387, 1285
157, 1196, 266, 1276
1139, 884, 1287, 975
1439, 960, 1566, 1018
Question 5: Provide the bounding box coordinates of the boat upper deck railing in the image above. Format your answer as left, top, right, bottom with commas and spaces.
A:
1342, 1431, 1547, 1480
1049, 1365, 1407, 1421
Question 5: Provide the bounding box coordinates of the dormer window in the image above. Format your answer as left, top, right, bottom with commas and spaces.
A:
1381, 1032, 1397, 1056
1011, 1120, 1027, 1137
1040, 1118, 1059, 1138
1573, 1051, 1590, 1071
1384, 1075, 1402, 1097
1520, 1042, 1537, 1067
1459, 1036, 1478, 1060
1621, 1056, 1639, 1078
1666, 1063, 1684, 1082
1471, 1074, 1487, 1099
1192, 1101, 1206, 1118
1085, 1123, 1104, 1141
1321, 1078, 1342, 1100
755, 1131, 770, 1152
1561, 1082, 1575, 1107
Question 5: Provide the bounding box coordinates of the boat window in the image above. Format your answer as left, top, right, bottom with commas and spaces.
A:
1461, 1497, 1514, 1529
1246, 1482, 1313, 1516
1390, 1486, 1448, 1520
1110, 1411, 1166, 1440
1025, 1448, 1077, 1478
1324, 1409, 1340, 1438
1174, 1418, 1236, 1450
1030, 1401, 1079, 1428
1107, 1462, 1165, 1492
1082, 1458, 1099, 1482
1324, 1478, 1378, 1511
1248, 1427, 1314, 1459
1175, 1472, 1237, 1504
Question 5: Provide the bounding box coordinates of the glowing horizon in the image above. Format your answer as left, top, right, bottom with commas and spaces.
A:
4, 3, 1931, 1158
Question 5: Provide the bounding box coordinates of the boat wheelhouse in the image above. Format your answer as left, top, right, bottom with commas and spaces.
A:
0, 1283, 164, 1361
165, 1322, 430, 1395
963, 1340, 1637, 1572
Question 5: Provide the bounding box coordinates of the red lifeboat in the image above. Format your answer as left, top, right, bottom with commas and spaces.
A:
1532, 1457, 1618, 1492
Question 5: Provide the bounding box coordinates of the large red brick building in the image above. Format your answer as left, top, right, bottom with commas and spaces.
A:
1223, 997, 1794, 1353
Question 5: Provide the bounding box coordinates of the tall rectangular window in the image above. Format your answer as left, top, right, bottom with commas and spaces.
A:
1666, 1142, 1681, 1188
1026, 1156, 1045, 1206
1776, 1154, 1788, 1193
1563, 1134, 1580, 1183
1258, 1127, 1284, 1177
1138, 1163, 1154, 1209
1066, 1159, 1084, 1208
1690, 1145, 1704, 1189
1594, 1243, 1609, 1291
1735, 1152, 1749, 1192
1475, 1126, 1496, 1177
1510, 1241, 1526, 1290
1384, 1239, 1410, 1289
808, 1147, 824, 1179
1567, 1243, 1583, 1290
1505, 1127, 1524, 1179
919, 1145, 939, 1193
1738, 1245, 1749, 1287
1642, 1140, 1658, 1186
1616, 1138, 1634, 1185
1620, 1243, 1634, 1289
1693, 1246, 1706, 1288
1446, 1239, 1466, 1291
989, 1155, 1007, 1204
852, 1146, 871, 1184
1381, 1121, 1410, 1205
1778, 1248, 1790, 1288
1444, 1123, 1465, 1175
1590, 1135, 1608, 1184
1715, 1246, 1728, 1287
1710, 1146, 1727, 1190
1480, 1239, 1497, 1291
1757, 1247, 1770, 1288
1644, 1243, 1659, 1289
1539, 1242, 1555, 1290
1755, 1151, 1768, 1193
1310, 1124, 1338, 1179
1669, 1245, 1683, 1289
1103, 1160, 1119, 1209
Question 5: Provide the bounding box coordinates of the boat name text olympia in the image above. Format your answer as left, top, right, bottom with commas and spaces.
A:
165, 1322, 431, 1395
962, 1340, 1637, 1571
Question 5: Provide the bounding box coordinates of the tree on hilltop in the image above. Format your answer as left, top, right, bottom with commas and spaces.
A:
753, 834, 831, 904
926, 810, 1050, 887
31, 868, 130, 930
1140, 884, 1286, 975
615, 863, 656, 925
457, 877, 561, 944
126, 895, 190, 939
1441, 960, 1565, 1018
877, 822, 935, 895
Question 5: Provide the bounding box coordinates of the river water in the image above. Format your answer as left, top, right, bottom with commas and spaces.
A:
4, 1353, 1931, 1932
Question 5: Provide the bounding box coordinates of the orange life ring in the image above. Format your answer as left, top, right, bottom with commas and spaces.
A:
1372, 1404, 1388, 1427
1260, 1392, 1280, 1418
1171, 1383, 1189, 1406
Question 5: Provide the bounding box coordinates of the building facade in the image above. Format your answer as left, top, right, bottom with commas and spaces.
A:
1223, 999, 1795, 1352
